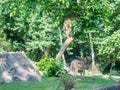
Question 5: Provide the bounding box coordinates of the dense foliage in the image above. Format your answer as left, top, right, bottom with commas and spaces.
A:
97, 0, 120, 71
0, 29, 11, 51
0, 0, 120, 72
37, 57, 64, 77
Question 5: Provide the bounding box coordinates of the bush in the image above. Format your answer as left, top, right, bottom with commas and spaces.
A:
37, 57, 64, 77
59, 73, 76, 90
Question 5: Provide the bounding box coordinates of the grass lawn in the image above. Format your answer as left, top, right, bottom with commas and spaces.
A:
0, 76, 117, 90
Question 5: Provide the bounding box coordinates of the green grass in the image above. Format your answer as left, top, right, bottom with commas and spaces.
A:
0, 76, 117, 90
75, 76, 116, 90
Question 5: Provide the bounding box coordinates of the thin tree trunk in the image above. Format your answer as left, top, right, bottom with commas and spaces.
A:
89, 32, 95, 66
89, 32, 98, 75
56, 37, 74, 63
59, 31, 66, 64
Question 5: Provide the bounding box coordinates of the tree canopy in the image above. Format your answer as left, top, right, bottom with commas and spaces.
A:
0, 0, 120, 71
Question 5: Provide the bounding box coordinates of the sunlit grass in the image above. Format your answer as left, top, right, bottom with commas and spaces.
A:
75, 76, 116, 90
0, 76, 117, 90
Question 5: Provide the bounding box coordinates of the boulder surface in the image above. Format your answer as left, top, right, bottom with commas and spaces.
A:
0, 52, 42, 83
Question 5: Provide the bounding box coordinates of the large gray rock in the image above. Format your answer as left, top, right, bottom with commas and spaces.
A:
0, 52, 42, 83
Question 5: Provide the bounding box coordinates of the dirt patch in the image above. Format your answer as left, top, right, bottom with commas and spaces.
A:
0, 52, 42, 83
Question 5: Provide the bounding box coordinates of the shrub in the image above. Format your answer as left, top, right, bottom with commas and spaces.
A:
37, 57, 64, 77
60, 73, 76, 90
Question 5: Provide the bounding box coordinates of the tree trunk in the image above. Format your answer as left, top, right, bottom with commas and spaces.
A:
59, 31, 66, 65
89, 32, 95, 66
89, 32, 98, 75
56, 16, 76, 63
56, 37, 74, 63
